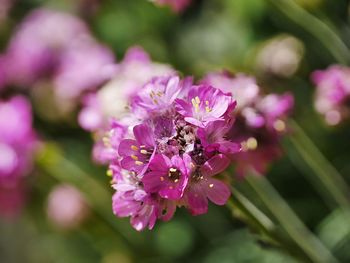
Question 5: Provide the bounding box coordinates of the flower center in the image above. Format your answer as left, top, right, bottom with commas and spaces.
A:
168, 167, 181, 183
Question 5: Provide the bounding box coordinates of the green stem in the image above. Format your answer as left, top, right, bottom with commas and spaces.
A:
285, 120, 350, 211
245, 174, 339, 263
266, 0, 350, 64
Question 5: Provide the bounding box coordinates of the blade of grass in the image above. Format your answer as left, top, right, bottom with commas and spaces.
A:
266, 0, 350, 64
245, 173, 339, 263
285, 120, 350, 211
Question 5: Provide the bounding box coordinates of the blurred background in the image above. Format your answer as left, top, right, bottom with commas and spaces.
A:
1, 0, 350, 262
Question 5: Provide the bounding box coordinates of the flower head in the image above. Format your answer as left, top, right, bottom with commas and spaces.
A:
175, 85, 236, 127
0, 96, 38, 217
311, 65, 350, 125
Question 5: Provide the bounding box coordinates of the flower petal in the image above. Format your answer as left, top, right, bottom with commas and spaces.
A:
149, 154, 171, 172
204, 178, 231, 205
201, 154, 230, 177
118, 139, 138, 157
133, 124, 154, 147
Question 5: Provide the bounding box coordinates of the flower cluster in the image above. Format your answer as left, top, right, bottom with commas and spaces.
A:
0, 96, 38, 217
151, 0, 192, 13
1, 8, 115, 110
107, 75, 241, 231
311, 65, 350, 126
201, 72, 294, 176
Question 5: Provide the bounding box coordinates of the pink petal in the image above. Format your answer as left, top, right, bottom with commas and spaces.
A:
133, 124, 154, 147
149, 154, 171, 172
201, 154, 230, 177
204, 178, 231, 205
118, 139, 138, 157
142, 171, 166, 193
186, 185, 208, 216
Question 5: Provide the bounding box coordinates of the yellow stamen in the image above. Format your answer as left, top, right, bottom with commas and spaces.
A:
106, 169, 113, 177
140, 149, 148, 154
131, 145, 138, 151
131, 155, 138, 161
195, 96, 200, 104
135, 161, 144, 166
169, 168, 177, 172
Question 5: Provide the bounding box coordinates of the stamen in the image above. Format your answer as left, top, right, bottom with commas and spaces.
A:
195, 96, 200, 104
140, 149, 148, 154
160, 176, 164, 181
135, 161, 144, 166
174, 179, 179, 183
169, 168, 177, 172
205, 100, 209, 105
131, 155, 138, 160
140, 145, 146, 148
131, 145, 138, 151
209, 183, 214, 188
106, 169, 113, 177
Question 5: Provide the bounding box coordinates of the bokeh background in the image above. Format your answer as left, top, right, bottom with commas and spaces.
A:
1, 0, 350, 262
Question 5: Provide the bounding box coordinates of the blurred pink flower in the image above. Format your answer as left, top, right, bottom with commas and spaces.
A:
311, 65, 350, 125
152, 0, 192, 12
3, 8, 116, 112
0, 96, 38, 217
47, 184, 89, 229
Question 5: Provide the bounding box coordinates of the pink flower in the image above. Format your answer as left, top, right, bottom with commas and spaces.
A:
152, 0, 192, 13
142, 154, 191, 200
131, 76, 185, 118
5, 8, 90, 85
47, 184, 89, 229
0, 96, 37, 217
118, 124, 155, 176
185, 154, 231, 215
175, 85, 236, 127
311, 65, 350, 125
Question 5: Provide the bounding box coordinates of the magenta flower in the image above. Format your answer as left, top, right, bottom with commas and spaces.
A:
152, 0, 192, 12
311, 65, 350, 125
5, 8, 90, 85
131, 76, 189, 118
112, 173, 159, 231
98, 69, 292, 230
142, 154, 191, 200
118, 124, 155, 175
197, 120, 241, 158
185, 154, 231, 215
175, 85, 236, 127
0, 96, 37, 217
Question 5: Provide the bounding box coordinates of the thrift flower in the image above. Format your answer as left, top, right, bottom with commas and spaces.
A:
0, 96, 37, 217
311, 65, 350, 125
